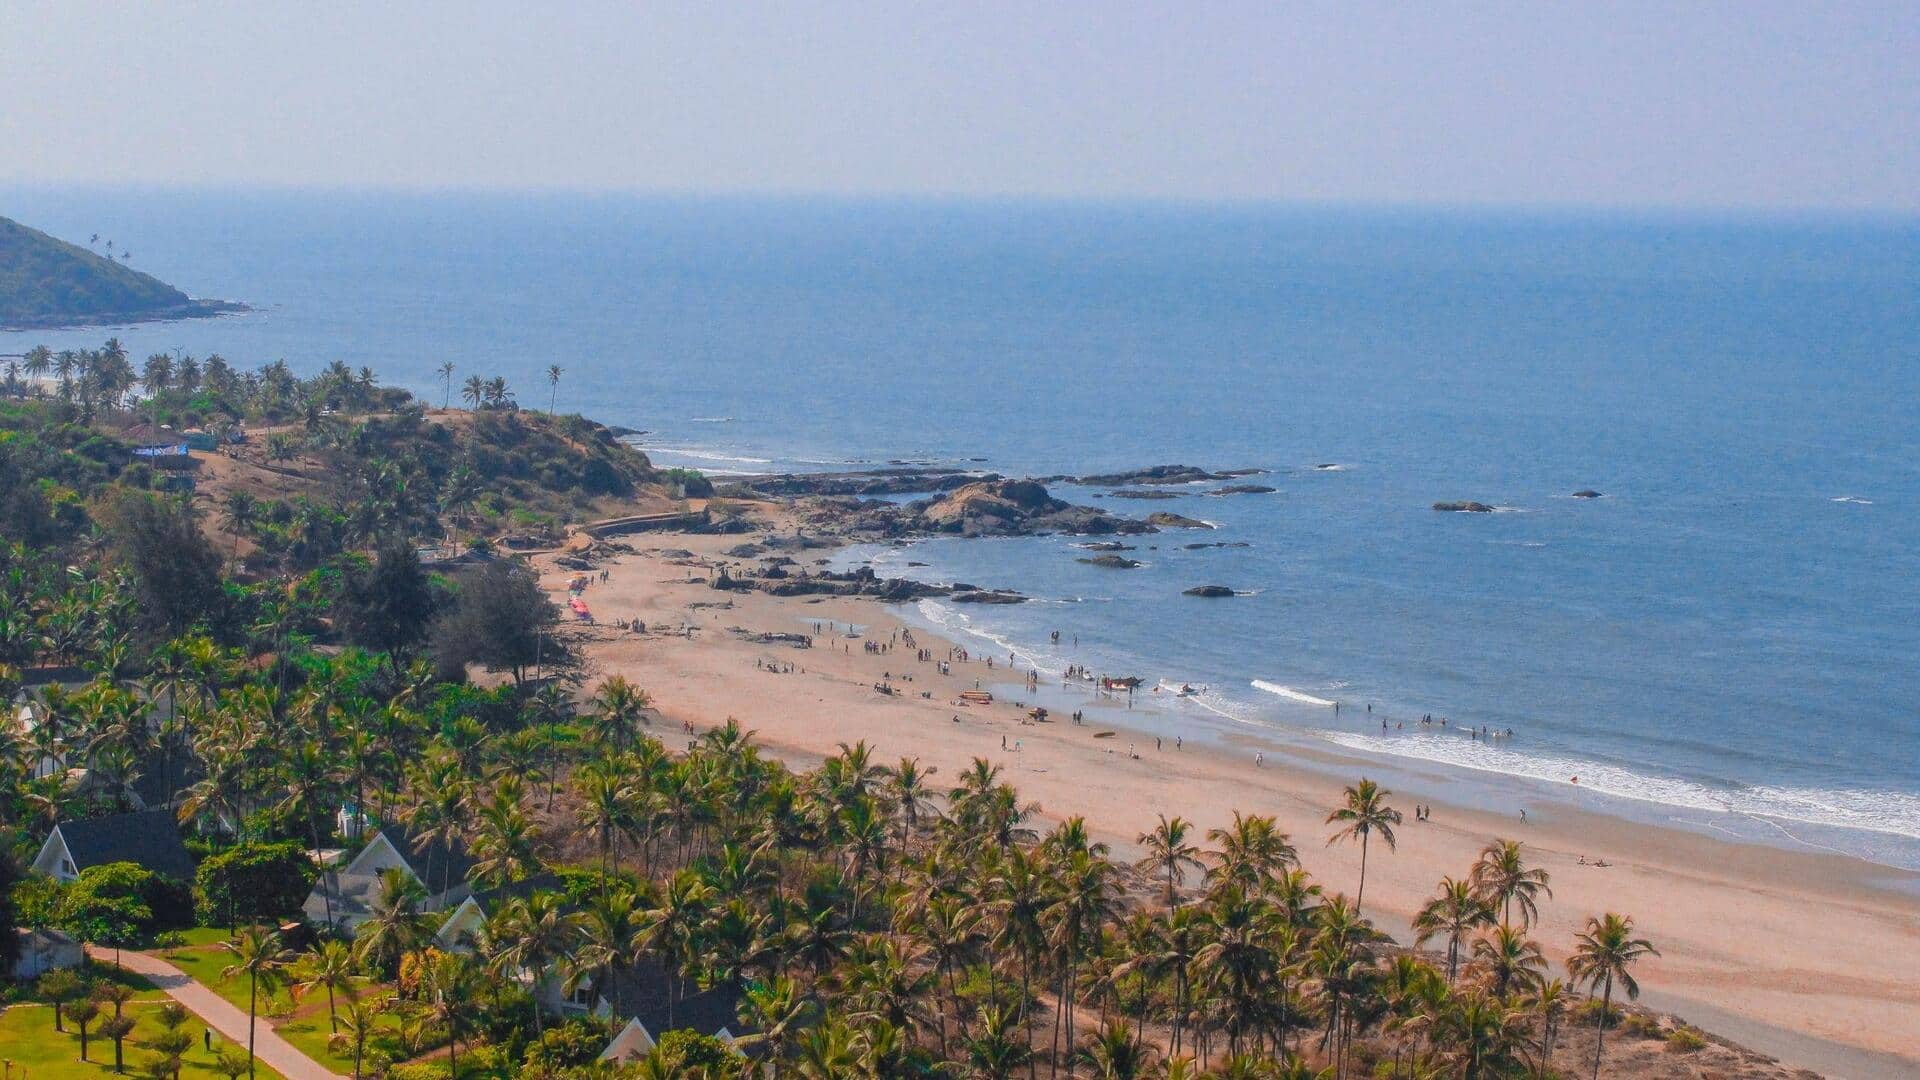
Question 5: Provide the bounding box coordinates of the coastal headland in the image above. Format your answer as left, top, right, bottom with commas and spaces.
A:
537, 480, 1920, 1079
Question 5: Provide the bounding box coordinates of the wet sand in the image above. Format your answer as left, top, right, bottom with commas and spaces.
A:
537, 525, 1920, 1078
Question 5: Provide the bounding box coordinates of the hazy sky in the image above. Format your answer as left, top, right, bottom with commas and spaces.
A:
3, 2, 1916, 213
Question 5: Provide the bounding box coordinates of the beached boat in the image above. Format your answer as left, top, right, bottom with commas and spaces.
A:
1101, 676, 1143, 691
959, 689, 993, 704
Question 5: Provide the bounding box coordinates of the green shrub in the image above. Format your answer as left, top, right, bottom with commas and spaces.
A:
1666, 1027, 1708, 1053
59, 861, 192, 942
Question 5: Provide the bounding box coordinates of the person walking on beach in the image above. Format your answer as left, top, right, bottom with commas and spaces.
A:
1255, 751, 1264, 767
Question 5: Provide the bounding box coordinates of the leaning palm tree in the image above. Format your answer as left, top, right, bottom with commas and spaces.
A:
1324, 778, 1401, 915
1136, 814, 1205, 909
220, 925, 291, 1080
436, 361, 456, 408
328, 995, 380, 1080
1470, 840, 1552, 928
1566, 913, 1659, 1080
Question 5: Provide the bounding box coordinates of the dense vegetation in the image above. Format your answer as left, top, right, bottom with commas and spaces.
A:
0, 216, 218, 328
0, 342, 1674, 1080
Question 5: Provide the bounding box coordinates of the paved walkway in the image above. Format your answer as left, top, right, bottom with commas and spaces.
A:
87, 947, 344, 1080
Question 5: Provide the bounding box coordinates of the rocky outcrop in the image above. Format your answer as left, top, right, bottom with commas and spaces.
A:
1571, 489, 1604, 499
1105, 489, 1181, 500
950, 590, 1027, 604
1206, 484, 1277, 496
1183, 541, 1251, 549
1433, 501, 1495, 513
1077, 541, 1137, 552
1183, 585, 1236, 597
1146, 512, 1213, 529
740, 467, 998, 497
913, 480, 1153, 537
1076, 555, 1142, 569
1070, 464, 1251, 486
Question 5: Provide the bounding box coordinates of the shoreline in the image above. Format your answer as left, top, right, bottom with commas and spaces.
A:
535, 519, 1920, 1077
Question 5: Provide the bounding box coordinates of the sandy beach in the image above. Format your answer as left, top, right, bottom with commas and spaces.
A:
537, 521, 1920, 1078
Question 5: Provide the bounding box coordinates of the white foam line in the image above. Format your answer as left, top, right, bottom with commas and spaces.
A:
1252, 680, 1337, 707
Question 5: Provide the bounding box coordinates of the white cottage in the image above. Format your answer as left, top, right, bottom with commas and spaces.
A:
302, 825, 475, 931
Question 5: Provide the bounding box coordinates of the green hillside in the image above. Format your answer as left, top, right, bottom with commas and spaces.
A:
0, 214, 234, 328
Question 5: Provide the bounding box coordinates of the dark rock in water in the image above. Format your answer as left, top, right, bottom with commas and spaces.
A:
1077, 541, 1137, 551
1147, 512, 1214, 529
741, 466, 997, 497
1107, 489, 1181, 500
951, 590, 1027, 604
1313, 463, 1343, 470
1183, 585, 1237, 598
1073, 464, 1234, 486
1205, 484, 1277, 496
1433, 501, 1495, 513
1571, 489, 1604, 499
1076, 555, 1142, 569
1183, 541, 1252, 549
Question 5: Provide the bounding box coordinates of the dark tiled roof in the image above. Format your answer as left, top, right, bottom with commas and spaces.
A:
381, 825, 475, 894
601, 961, 746, 1041
57, 809, 195, 881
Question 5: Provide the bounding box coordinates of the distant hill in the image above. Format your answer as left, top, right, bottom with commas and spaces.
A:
0, 215, 240, 329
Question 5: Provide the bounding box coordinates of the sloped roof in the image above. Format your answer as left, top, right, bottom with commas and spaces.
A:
601, 961, 746, 1042
56, 809, 195, 880
379, 824, 475, 894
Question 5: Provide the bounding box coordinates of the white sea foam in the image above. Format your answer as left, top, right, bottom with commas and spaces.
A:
635, 446, 773, 465
689, 416, 734, 423
1315, 731, 1920, 844
1252, 680, 1337, 707
1830, 496, 1874, 505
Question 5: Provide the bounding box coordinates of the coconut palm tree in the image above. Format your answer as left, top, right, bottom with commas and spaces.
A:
1412, 877, 1493, 983
290, 939, 358, 1032
588, 676, 651, 752
1137, 815, 1205, 909
1079, 1021, 1154, 1079
1471, 924, 1547, 1001
487, 892, 578, 1036
1523, 979, 1572, 1077
419, 951, 480, 1079
327, 996, 379, 1080
965, 1003, 1033, 1080
1470, 840, 1552, 929
353, 868, 428, 975
220, 925, 291, 1080
1566, 913, 1658, 1080
546, 364, 563, 414
1324, 779, 1401, 915
461, 374, 486, 409
436, 361, 456, 408
1204, 812, 1297, 898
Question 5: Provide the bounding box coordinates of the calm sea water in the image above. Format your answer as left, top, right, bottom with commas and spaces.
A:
7, 188, 1918, 868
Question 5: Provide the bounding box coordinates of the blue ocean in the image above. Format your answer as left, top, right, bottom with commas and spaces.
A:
7, 189, 1918, 868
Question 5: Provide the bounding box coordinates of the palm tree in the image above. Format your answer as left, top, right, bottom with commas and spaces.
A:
328, 996, 380, 1080
436, 361, 456, 408
487, 892, 578, 1036
736, 975, 813, 1064
461, 374, 486, 409
69, 997, 101, 1061
221, 925, 291, 1080
221, 492, 259, 560
1204, 812, 1297, 897
966, 1003, 1034, 1079
353, 868, 428, 975
290, 940, 358, 1032
1412, 876, 1493, 983
1136, 815, 1204, 910
419, 951, 480, 1078
1324, 778, 1401, 915
1079, 1021, 1154, 1079
546, 364, 563, 414
1566, 913, 1658, 1080
588, 676, 651, 752
1471, 924, 1547, 1000
1046, 848, 1120, 1071
1470, 840, 1552, 928
1524, 979, 1572, 1077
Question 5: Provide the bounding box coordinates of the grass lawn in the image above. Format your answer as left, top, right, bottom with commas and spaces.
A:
274, 984, 424, 1069
0, 999, 284, 1080
153, 947, 296, 1020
